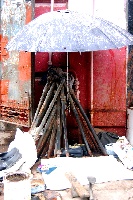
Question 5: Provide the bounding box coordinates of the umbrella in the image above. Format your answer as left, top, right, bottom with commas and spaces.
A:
6, 9, 133, 52
6, 9, 133, 158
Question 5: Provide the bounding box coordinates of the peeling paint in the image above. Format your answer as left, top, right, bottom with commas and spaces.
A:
0, 0, 33, 127
1, 0, 26, 39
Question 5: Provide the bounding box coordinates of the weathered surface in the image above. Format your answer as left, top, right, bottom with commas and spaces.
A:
0, 0, 33, 127
0, 131, 15, 146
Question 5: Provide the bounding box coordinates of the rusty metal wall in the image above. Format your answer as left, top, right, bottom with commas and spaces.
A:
0, 0, 34, 127
93, 48, 127, 136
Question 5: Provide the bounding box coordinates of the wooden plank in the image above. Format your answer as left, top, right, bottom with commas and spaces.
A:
65, 172, 89, 199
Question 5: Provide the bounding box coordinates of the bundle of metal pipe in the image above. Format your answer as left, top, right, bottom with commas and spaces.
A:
29, 67, 107, 159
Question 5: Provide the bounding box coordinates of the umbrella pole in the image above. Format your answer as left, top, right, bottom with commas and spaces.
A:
47, 0, 54, 67
90, 51, 94, 125
67, 52, 69, 99
48, 52, 52, 67
51, 0, 54, 12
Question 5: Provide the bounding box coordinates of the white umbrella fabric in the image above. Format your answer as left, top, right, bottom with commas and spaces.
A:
6, 10, 133, 52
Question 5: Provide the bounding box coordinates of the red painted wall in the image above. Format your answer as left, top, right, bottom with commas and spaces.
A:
93, 48, 126, 136
34, 3, 126, 138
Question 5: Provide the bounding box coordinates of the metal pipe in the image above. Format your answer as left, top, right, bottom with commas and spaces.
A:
47, 123, 56, 158
75, 105, 99, 151
35, 82, 56, 127
51, 0, 54, 12
61, 87, 69, 157
30, 82, 50, 129
37, 79, 65, 134
68, 93, 92, 156
55, 95, 61, 156
37, 104, 57, 148
40, 135, 51, 158
76, 105, 99, 152
48, 0, 54, 67
90, 0, 95, 125
37, 114, 56, 158
65, 83, 107, 155
90, 51, 94, 125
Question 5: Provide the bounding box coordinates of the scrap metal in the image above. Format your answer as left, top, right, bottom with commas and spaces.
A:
29, 67, 107, 158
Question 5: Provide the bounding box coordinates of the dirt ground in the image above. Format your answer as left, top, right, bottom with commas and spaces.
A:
0, 144, 133, 199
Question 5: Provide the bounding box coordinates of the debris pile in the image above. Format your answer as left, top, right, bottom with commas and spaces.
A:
0, 128, 37, 178
29, 67, 107, 158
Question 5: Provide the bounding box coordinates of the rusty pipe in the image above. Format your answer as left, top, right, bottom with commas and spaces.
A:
76, 105, 99, 152
34, 82, 56, 128
68, 93, 92, 156
61, 86, 69, 157
37, 104, 57, 145
37, 114, 56, 158
36, 79, 65, 135
47, 122, 56, 158
66, 83, 107, 156
55, 95, 61, 157
31, 82, 50, 129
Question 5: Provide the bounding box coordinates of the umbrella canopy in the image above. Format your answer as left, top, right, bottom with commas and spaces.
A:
6, 9, 133, 52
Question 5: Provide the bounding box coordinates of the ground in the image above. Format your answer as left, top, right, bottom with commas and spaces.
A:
30, 161, 133, 200
0, 133, 133, 200
0, 156, 132, 200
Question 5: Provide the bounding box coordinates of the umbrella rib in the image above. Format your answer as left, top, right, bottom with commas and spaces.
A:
105, 20, 133, 42
96, 28, 119, 49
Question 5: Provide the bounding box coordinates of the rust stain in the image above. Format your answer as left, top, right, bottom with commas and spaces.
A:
0, 35, 9, 61
18, 51, 31, 81
26, 3, 32, 24
0, 99, 30, 126
93, 110, 126, 127
0, 0, 32, 126
0, 80, 9, 95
